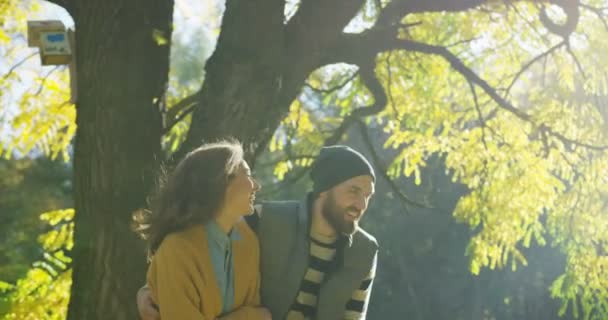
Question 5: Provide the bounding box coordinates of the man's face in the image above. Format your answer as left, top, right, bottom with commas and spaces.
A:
320, 175, 375, 235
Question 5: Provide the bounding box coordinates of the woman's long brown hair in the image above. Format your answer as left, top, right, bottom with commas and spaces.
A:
133, 140, 244, 256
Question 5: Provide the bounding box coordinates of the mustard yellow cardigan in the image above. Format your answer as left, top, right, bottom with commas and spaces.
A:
147, 219, 262, 319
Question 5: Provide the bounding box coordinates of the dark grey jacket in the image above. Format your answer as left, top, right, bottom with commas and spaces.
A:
252, 197, 378, 320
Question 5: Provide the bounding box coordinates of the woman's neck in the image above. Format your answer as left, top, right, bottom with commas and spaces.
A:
214, 210, 237, 234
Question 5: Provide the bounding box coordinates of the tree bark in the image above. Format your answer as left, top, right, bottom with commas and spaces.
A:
177, 0, 368, 162
177, 0, 287, 162
67, 1, 173, 319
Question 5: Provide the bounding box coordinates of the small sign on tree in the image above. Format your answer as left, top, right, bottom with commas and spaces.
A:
39, 31, 71, 65
27, 20, 77, 103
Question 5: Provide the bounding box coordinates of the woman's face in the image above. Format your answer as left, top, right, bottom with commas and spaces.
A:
224, 160, 261, 217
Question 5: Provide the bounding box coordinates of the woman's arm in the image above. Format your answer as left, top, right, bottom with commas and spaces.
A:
148, 236, 208, 320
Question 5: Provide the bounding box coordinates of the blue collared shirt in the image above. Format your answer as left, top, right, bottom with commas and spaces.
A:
204, 221, 240, 314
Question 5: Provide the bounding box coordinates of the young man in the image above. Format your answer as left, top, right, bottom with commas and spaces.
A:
138, 145, 379, 320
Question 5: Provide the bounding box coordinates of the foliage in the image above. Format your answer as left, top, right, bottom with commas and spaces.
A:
0, 158, 71, 283
0, 0, 75, 161
0, 209, 74, 319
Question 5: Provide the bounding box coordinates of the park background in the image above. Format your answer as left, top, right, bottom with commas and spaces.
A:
1, 0, 608, 319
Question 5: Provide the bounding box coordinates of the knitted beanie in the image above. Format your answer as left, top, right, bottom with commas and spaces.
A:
310, 145, 375, 194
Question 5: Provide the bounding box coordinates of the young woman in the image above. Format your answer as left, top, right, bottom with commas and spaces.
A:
133, 140, 270, 319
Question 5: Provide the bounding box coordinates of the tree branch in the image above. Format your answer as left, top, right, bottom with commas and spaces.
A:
258, 165, 311, 197
565, 42, 587, 80
538, 0, 580, 39
2, 52, 37, 80
162, 92, 199, 135
467, 78, 488, 150
580, 4, 608, 32
284, 0, 367, 84
357, 120, 428, 210
376, 0, 486, 27
398, 39, 533, 121
510, 2, 552, 44
374, 0, 583, 39
542, 125, 608, 151
333, 35, 608, 151
286, 0, 366, 40
323, 59, 387, 146
505, 40, 566, 97
446, 37, 481, 48
34, 65, 63, 96
402, 39, 608, 150
385, 51, 399, 117
305, 71, 359, 94
256, 154, 316, 168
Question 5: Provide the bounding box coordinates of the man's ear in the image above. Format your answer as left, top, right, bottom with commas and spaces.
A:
317, 190, 328, 201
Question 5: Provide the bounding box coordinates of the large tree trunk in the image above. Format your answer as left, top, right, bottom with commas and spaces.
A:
178, 0, 366, 161
67, 1, 173, 319
178, 0, 288, 161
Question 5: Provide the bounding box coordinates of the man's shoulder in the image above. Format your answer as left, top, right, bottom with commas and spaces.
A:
353, 226, 379, 251
257, 199, 301, 216
235, 218, 259, 242
246, 200, 302, 232
343, 227, 378, 272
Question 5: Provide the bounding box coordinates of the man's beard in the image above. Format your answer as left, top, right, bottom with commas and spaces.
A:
321, 191, 358, 235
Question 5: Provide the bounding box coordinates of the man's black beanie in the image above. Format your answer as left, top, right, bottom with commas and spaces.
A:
310, 145, 375, 195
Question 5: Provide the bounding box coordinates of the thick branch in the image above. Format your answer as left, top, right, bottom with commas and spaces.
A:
177, 0, 287, 161
539, 0, 580, 39
286, 0, 366, 45
376, 0, 580, 32
376, 0, 486, 27
283, 0, 367, 79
